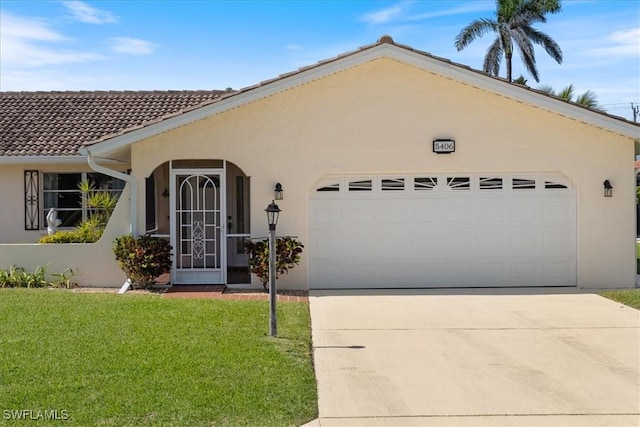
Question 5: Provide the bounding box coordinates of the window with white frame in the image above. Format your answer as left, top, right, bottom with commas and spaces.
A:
42, 172, 124, 228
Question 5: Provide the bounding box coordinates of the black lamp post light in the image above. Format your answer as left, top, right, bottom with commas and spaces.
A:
265, 200, 281, 337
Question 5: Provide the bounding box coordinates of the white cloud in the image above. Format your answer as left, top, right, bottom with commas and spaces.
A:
286, 44, 303, 51
586, 28, 640, 57
361, 1, 494, 25
0, 11, 103, 68
62, 1, 117, 24
407, 2, 494, 21
109, 37, 158, 55
361, 2, 412, 24
1, 11, 67, 41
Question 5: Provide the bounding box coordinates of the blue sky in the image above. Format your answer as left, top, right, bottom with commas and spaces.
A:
1, 1, 639, 120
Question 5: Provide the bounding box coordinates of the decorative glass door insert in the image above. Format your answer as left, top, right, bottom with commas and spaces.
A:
171, 170, 225, 284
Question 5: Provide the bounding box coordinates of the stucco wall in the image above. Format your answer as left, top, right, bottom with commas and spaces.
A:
0, 162, 129, 243
0, 185, 131, 287
127, 57, 634, 289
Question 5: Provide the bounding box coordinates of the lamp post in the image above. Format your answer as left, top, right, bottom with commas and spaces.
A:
265, 200, 281, 337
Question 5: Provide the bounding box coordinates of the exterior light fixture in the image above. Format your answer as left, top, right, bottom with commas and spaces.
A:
265, 200, 281, 230
274, 182, 283, 200
603, 180, 613, 197
265, 200, 281, 337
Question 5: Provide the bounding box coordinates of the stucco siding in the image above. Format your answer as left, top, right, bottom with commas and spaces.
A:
0, 162, 130, 243
127, 57, 634, 289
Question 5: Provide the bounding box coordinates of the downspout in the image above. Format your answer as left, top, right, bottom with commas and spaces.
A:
83, 151, 138, 293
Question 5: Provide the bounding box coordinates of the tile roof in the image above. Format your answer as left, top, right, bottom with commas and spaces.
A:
1, 36, 637, 158
0, 90, 230, 156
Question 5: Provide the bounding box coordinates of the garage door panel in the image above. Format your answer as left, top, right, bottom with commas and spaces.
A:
344, 231, 376, 258
309, 173, 576, 289
543, 259, 576, 284
347, 206, 376, 226
509, 230, 541, 257
542, 229, 575, 255
477, 231, 508, 256
410, 205, 439, 222
509, 262, 541, 284
379, 205, 409, 225
310, 203, 343, 226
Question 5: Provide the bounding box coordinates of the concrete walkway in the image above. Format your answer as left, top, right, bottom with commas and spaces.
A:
306, 290, 640, 426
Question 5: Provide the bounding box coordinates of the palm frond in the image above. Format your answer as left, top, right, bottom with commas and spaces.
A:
538, 84, 555, 94
455, 19, 497, 50
557, 84, 575, 101
510, 0, 547, 25
514, 30, 539, 82
575, 90, 600, 109
522, 26, 563, 64
534, 0, 562, 14
484, 38, 504, 76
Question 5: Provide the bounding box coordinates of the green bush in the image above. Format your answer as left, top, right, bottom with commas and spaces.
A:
244, 236, 304, 289
39, 180, 119, 244
0, 265, 76, 288
39, 218, 104, 243
113, 235, 172, 289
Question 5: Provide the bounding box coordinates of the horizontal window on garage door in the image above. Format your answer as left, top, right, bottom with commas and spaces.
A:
512, 177, 536, 190
414, 177, 439, 191
479, 176, 504, 190
381, 178, 405, 191
312, 173, 573, 196
447, 176, 471, 191
349, 179, 372, 191
315, 179, 341, 192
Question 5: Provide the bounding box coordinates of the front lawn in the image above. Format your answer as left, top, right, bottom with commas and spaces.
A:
600, 288, 640, 310
0, 289, 317, 426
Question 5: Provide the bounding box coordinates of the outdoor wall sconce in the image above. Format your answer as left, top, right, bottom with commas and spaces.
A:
603, 180, 613, 197
274, 182, 283, 200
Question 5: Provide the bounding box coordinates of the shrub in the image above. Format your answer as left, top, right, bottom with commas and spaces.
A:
113, 235, 172, 289
244, 236, 304, 289
79, 179, 119, 227
39, 218, 104, 243
39, 180, 119, 244
0, 265, 77, 288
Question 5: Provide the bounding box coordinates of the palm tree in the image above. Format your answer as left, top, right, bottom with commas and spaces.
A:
454, 0, 563, 82
538, 84, 601, 109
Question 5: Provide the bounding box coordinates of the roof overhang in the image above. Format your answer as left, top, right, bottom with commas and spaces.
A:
0, 155, 125, 165
0, 155, 88, 165
80, 42, 640, 158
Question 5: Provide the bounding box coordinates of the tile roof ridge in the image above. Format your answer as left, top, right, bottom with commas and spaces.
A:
0, 89, 228, 95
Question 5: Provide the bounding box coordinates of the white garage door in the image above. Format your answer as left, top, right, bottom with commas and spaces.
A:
309, 173, 576, 289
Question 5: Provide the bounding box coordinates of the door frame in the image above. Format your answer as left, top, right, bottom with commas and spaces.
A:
170, 165, 227, 284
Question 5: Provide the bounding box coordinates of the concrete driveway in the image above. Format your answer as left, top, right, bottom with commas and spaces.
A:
306, 290, 640, 426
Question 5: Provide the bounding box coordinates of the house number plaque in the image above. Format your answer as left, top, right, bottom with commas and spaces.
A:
433, 139, 455, 154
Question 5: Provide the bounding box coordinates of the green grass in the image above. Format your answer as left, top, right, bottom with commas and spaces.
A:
600, 289, 640, 310
0, 289, 317, 426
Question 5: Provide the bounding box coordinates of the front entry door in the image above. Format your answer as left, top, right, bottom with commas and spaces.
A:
170, 169, 225, 284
